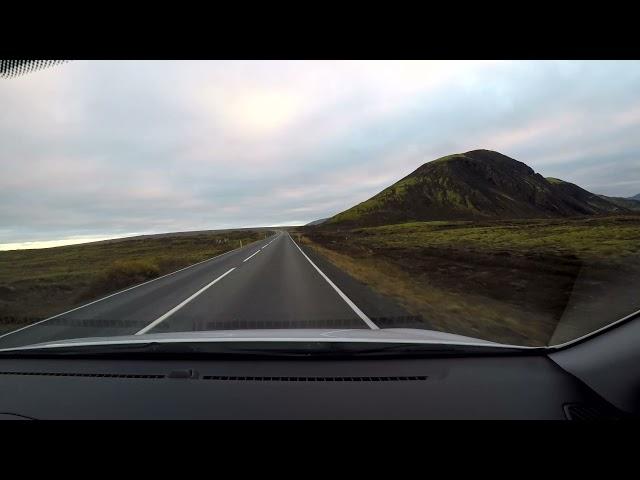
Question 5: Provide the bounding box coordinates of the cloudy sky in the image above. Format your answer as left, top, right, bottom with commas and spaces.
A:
1, 60, 640, 250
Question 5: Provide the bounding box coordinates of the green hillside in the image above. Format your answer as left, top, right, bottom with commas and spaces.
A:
327, 150, 628, 227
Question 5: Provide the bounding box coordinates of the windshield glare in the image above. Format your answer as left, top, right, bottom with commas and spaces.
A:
1, 60, 639, 353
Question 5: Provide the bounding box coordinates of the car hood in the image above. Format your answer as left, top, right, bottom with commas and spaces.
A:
0, 328, 521, 352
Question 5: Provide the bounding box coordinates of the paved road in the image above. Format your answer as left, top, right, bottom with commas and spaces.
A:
0, 231, 416, 349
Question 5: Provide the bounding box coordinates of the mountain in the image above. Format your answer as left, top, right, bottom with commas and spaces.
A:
597, 195, 640, 212
306, 218, 329, 226
327, 149, 629, 227
545, 178, 629, 214
630, 193, 640, 201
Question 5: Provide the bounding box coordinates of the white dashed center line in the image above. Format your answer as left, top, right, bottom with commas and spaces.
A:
243, 250, 261, 262
135, 267, 236, 335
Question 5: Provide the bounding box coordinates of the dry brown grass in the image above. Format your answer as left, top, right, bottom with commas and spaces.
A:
300, 236, 557, 346
296, 216, 640, 346
0, 230, 265, 331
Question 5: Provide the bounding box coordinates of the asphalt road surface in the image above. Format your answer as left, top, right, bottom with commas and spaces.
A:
0, 231, 420, 349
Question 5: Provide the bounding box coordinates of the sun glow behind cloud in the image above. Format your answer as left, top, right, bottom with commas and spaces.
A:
208, 87, 303, 137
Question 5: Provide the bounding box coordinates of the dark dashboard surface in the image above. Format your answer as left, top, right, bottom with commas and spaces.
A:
0, 353, 617, 419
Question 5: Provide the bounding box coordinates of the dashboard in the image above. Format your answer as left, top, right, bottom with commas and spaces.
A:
0, 352, 622, 419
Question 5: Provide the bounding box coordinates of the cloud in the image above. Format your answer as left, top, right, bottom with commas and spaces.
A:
1, 60, 639, 248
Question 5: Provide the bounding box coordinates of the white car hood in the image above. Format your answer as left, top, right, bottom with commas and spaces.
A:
0, 328, 525, 352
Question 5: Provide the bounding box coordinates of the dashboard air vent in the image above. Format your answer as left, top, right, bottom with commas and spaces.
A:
563, 403, 618, 421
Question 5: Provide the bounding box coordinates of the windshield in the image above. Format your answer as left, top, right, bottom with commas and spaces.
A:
1, 60, 639, 353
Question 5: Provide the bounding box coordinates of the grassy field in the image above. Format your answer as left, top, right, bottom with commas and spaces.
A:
0, 230, 265, 333
300, 216, 640, 346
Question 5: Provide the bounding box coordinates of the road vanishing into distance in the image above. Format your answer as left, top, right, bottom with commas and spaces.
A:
0, 231, 417, 349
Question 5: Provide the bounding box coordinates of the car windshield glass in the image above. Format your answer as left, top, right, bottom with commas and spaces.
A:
1, 60, 639, 353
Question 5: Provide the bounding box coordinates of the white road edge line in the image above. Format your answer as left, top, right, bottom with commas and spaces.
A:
243, 250, 261, 262
135, 267, 236, 335
288, 233, 379, 330
0, 239, 260, 342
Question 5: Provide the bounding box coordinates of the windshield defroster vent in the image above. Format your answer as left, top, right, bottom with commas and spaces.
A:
0, 371, 164, 379
201, 375, 428, 382
0, 371, 428, 382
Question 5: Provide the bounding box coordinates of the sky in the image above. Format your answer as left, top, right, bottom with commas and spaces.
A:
1, 60, 640, 250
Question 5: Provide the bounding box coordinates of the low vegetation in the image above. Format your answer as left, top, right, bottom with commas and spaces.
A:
301, 216, 640, 346
0, 230, 265, 333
